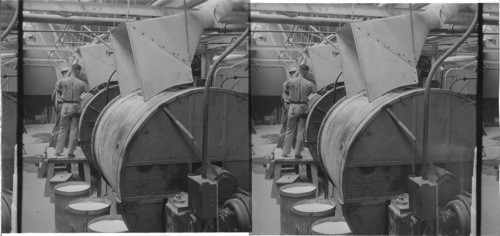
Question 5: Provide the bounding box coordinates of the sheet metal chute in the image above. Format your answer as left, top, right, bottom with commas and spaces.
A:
337, 9, 440, 101
110, 0, 237, 101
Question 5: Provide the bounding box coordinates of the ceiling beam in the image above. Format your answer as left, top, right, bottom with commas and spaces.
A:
250, 13, 357, 26
248, 3, 423, 18
23, 13, 128, 27
10, 0, 195, 17
24, 45, 75, 51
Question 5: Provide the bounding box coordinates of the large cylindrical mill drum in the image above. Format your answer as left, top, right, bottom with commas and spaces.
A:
65, 197, 111, 232
92, 87, 249, 232
305, 86, 346, 171
54, 181, 91, 232
311, 216, 352, 235
290, 199, 336, 235
318, 89, 475, 235
78, 83, 120, 169
88, 214, 129, 233
279, 183, 317, 235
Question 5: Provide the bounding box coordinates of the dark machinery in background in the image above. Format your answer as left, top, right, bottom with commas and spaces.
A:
78, 81, 120, 162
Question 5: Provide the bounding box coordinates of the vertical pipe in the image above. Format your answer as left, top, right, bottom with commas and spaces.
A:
475, 4, 484, 235
422, 9, 478, 180
15, 0, 23, 231
201, 27, 249, 178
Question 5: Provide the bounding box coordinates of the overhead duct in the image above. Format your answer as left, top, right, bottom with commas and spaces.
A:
337, 7, 444, 101
79, 44, 117, 89
110, 0, 236, 101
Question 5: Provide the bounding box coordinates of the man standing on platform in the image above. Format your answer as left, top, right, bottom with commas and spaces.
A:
54, 64, 89, 157
282, 64, 317, 159
277, 67, 297, 148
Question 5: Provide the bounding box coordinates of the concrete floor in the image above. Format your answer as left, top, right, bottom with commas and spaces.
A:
481, 126, 500, 235
251, 124, 281, 235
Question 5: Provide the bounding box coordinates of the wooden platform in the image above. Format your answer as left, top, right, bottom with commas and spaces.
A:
268, 147, 319, 199
40, 146, 95, 202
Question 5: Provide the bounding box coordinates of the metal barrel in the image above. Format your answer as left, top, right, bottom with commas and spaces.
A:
65, 197, 111, 232
1, 92, 17, 191
78, 84, 120, 169
92, 87, 249, 232
318, 89, 476, 235
54, 181, 91, 232
290, 198, 336, 235
311, 216, 352, 235
1, 191, 12, 233
279, 183, 317, 235
305, 86, 346, 175
88, 214, 129, 233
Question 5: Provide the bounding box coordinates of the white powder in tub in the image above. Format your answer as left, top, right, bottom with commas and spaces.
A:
69, 202, 109, 211
57, 184, 89, 192
282, 186, 316, 194
293, 203, 334, 213
89, 219, 128, 232
312, 221, 351, 235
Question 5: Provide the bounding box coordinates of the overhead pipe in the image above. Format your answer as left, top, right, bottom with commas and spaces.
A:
422, 8, 478, 180
201, 27, 249, 178
1, 4, 18, 41
251, 13, 357, 26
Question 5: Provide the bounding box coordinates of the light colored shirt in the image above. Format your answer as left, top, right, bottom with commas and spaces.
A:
283, 76, 316, 103
55, 76, 89, 102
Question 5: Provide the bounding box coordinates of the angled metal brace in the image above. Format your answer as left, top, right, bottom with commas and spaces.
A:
386, 107, 435, 173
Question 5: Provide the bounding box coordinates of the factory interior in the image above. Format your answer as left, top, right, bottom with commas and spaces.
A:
1, 0, 499, 235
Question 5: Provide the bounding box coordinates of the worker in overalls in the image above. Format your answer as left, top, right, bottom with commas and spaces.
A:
277, 67, 298, 148
54, 64, 89, 157
282, 64, 317, 159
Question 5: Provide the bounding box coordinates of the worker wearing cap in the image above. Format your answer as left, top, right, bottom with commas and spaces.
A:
277, 66, 298, 148
54, 64, 89, 157
282, 64, 317, 158
49, 66, 71, 148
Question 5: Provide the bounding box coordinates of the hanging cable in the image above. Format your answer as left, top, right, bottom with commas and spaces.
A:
1, 5, 19, 41
201, 28, 249, 178
421, 9, 478, 180
410, 4, 416, 57
183, 0, 191, 58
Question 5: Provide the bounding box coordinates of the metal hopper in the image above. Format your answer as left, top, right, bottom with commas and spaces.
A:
110, 0, 236, 101
337, 9, 441, 101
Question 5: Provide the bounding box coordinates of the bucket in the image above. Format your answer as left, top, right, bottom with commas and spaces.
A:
88, 215, 128, 233
279, 183, 317, 235
1, 191, 12, 233
54, 181, 91, 232
290, 198, 336, 235
64, 197, 111, 232
311, 216, 352, 235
